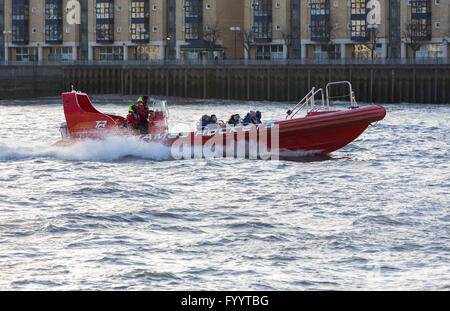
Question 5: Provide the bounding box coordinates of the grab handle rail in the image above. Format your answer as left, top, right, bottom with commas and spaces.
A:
325, 81, 358, 109
286, 88, 325, 120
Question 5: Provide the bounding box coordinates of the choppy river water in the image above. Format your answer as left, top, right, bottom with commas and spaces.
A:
0, 97, 448, 290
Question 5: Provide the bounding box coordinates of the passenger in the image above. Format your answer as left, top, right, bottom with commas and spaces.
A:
255, 111, 262, 124
137, 96, 150, 119
206, 114, 219, 129
209, 114, 218, 125
200, 114, 210, 130
228, 114, 241, 126
242, 111, 258, 125
126, 104, 142, 132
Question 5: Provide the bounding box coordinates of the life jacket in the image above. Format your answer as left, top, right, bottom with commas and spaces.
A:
127, 108, 141, 126
137, 102, 149, 120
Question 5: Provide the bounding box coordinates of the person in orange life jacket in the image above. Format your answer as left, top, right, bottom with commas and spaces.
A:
127, 104, 141, 131
135, 96, 149, 134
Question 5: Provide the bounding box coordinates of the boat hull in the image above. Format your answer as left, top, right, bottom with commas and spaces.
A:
54, 104, 386, 158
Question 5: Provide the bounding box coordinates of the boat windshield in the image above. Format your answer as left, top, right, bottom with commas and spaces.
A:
150, 100, 169, 118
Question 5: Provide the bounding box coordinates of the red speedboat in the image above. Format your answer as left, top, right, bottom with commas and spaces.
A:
54, 81, 386, 159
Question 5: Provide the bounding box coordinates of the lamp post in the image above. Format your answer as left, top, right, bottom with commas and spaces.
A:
367, 24, 379, 61
230, 26, 240, 59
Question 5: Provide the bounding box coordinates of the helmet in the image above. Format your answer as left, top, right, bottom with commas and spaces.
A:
137, 97, 144, 103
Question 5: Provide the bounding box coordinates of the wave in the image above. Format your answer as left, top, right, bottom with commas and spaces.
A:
0, 135, 172, 162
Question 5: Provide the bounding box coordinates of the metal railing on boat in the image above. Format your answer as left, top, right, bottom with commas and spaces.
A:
286, 81, 358, 120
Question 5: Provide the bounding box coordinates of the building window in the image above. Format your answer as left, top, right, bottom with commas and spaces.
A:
352, 43, 382, 59
131, 23, 149, 41
45, 0, 63, 43
45, 1, 62, 20
253, 0, 272, 16
98, 46, 123, 60
131, 0, 146, 18
131, 1, 149, 42
256, 45, 271, 60
350, 0, 367, 41
96, 0, 114, 43
270, 45, 283, 59
184, 0, 203, 41
96, 24, 114, 42
48, 47, 72, 61
12, 0, 29, 44
96, 1, 114, 19
185, 23, 201, 40
252, 0, 272, 42
133, 46, 160, 60
411, 0, 431, 13
311, 0, 330, 15
185, 0, 203, 18
313, 44, 339, 59
45, 25, 62, 42
410, 0, 431, 41
416, 44, 443, 58
253, 21, 272, 42
15, 47, 37, 61
310, 0, 331, 42
255, 45, 282, 60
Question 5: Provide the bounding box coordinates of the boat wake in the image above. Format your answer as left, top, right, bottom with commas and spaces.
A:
0, 136, 173, 162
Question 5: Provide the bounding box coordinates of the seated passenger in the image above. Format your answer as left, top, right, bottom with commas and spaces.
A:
137, 96, 150, 120
206, 114, 219, 129
228, 114, 241, 126
255, 111, 262, 124
242, 111, 258, 125
127, 104, 142, 132
209, 114, 218, 125
200, 115, 210, 130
